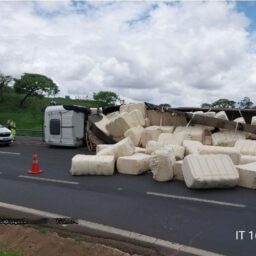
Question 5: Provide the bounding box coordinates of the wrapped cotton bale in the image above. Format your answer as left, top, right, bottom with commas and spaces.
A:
127, 110, 145, 127
173, 160, 184, 181
141, 126, 163, 147
204, 111, 216, 118
159, 126, 175, 133
233, 117, 245, 123
193, 111, 204, 116
145, 141, 185, 160
96, 144, 113, 154
135, 147, 146, 153
236, 163, 256, 189
97, 137, 135, 160
70, 155, 115, 176
174, 126, 205, 143
106, 111, 120, 120
182, 140, 202, 155
117, 153, 152, 175
94, 115, 111, 136
124, 126, 144, 146
120, 103, 146, 118
215, 111, 229, 120
106, 112, 132, 138
182, 155, 239, 189
251, 116, 256, 125
144, 118, 150, 127
198, 145, 241, 165
158, 132, 184, 146
150, 149, 175, 182
235, 140, 256, 156
211, 131, 246, 147
240, 155, 256, 164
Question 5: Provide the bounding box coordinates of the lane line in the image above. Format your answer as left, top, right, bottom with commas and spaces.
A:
0, 202, 224, 256
18, 175, 79, 185
146, 192, 246, 208
0, 151, 21, 155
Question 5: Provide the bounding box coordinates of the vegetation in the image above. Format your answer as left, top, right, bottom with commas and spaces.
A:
14, 73, 59, 107
93, 91, 118, 106
0, 73, 13, 100
0, 251, 20, 256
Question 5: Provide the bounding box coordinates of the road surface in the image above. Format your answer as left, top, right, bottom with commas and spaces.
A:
0, 139, 255, 256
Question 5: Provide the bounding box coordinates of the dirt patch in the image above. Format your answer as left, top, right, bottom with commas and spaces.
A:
0, 225, 160, 256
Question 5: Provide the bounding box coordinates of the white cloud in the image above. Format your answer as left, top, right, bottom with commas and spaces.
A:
0, 1, 255, 106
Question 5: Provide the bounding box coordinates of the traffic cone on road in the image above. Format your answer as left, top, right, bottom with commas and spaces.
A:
28, 152, 42, 174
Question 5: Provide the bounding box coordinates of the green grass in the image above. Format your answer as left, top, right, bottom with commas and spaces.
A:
38, 227, 49, 235
0, 251, 21, 256
0, 92, 102, 136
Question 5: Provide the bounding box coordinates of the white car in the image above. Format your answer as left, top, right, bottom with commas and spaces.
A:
0, 124, 13, 145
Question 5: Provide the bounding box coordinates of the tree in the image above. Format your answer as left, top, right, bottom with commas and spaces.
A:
201, 103, 211, 108
14, 73, 59, 107
0, 73, 13, 99
93, 91, 118, 106
238, 97, 253, 109
211, 98, 236, 109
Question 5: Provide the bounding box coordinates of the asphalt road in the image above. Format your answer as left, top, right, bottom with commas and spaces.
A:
0, 139, 255, 256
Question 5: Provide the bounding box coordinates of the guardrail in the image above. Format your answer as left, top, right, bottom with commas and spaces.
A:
16, 129, 43, 137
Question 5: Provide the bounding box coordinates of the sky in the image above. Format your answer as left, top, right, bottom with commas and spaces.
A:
0, 0, 256, 106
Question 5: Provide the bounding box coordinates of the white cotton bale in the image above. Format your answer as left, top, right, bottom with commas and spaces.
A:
211, 131, 246, 147
236, 163, 256, 189
96, 144, 113, 154
193, 111, 204, 116
120, 103, 146, 118
150, 149, 175, 182
235, 140, 256, 156
204, 111, 216, 118
106, 111, 120, 120
159, 126, 175, 133
251, 116, 256, 125
233, 117, 245, 123
141, 126, 163, 147
144, 118, 151, 127
97, 137, 135, 160
94, 115, 111, 136
182, 155, 239, 189
145, 141, 185, 160
215, 111, 229, 120
135, 147, 146, 153
198, 145, 241, 165
182, 140, 202, 155
173, 160, 184, 181
117, 153, 152, 175
174, 126, 205, 143
70, 155, 115, 176
105, 112, 132, 138
158, 132, 184, 146
127, 110, 146, 127
240, 155, 256, 164
124, 126, 144, 146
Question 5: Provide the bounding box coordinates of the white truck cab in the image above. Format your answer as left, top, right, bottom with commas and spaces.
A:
44, 105, 91, 147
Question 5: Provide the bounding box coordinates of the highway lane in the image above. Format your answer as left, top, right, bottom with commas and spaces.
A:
0, 142, 255, 255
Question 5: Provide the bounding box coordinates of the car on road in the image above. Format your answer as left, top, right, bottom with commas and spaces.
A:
0, 124, 13, 145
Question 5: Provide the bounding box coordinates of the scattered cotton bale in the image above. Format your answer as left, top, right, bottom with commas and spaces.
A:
211, 131, 246, 147
235, 140, 256, 156
150, 149, 175, 182
233, 117, 245, 123
117, 153, 152, 175
236, 163, 256, 189
120, 103, 146, 118
193, 111, 204, 116
70, 155, 115, 176
106, 111, 120, 120
159, 126, 175, 133
215, 111, 229, 120
145, 141, 185, 160
96, 144, 113, 154
204, 111, 216, 118
135, 147, 146, 153
158, 132, 184, 145
127, 110, 146, 127
124, 126, 144, 146
97, 137, 135, 160
173, 160, 184, 181
240, 155, 256, 164
141, 126, 163, 147
251, 116, 256, 125
174, 126, 205, 143
106, 112, 132, 138
198, 145, 241, 165
182, 140, 202, 155
94, 115, 111, 136
182, 155, 239, 189
144, 118, 151, 127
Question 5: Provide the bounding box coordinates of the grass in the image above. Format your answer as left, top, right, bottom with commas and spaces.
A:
38, 227, 49, 235
0, 251, 21, 256
0, 92, 102, 136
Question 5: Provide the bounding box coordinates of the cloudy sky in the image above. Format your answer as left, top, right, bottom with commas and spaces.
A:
0, 1, 256, 106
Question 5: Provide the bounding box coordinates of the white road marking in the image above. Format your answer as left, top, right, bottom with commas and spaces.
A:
0, 201, 224, 256
0, 151, 21, 155
18, 175, 79, 185
147, 192, 246, 208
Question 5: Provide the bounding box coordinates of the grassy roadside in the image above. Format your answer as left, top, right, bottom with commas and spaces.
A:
0, 252, 21, 256
0, 92, 102, 136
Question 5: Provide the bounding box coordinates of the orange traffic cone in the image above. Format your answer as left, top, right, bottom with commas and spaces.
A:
28, 152, 42, 174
